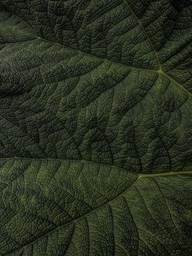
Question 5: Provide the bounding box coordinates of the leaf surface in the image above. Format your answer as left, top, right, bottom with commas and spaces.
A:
0, 0, 192, 255
0, 158, 191, 255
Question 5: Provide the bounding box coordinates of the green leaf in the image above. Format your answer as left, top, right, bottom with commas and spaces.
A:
0, 158, 191, 255
0, 0, 192, 255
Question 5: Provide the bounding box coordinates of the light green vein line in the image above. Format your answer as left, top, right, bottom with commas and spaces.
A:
123, 0, 162, 69
0, 157, 192, 177
139, 170, 192, 179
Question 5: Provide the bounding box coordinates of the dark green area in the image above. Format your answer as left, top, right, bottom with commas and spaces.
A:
0, 0, 192, 255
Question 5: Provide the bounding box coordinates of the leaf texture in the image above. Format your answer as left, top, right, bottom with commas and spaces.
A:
0, 159, 191, 255
0, 0, 192, 255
